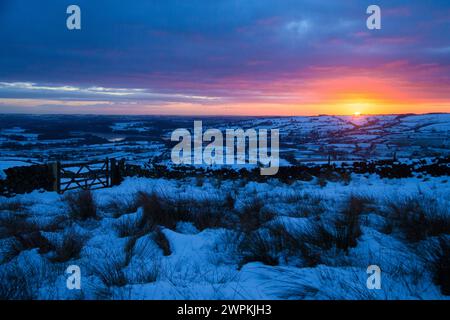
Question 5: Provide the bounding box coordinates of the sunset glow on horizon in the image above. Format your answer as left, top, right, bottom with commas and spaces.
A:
0, 1, 449, 116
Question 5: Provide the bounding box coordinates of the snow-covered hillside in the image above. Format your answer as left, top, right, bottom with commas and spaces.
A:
0, 174, 449, 299
0, 114, 449, 173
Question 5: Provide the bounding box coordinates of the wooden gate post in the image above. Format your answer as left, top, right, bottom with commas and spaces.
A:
51, 161, 61, 193
105, 157, 110, 187
110, 158, 123, 186
110, 158, 116, 186
110, 158, 120, 186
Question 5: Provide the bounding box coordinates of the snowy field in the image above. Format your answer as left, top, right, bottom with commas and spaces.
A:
0, 174, 449, 300
1, 114, 449, 172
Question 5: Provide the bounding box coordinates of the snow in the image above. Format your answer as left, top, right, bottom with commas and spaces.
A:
0, 173, 449, 300
111, 122, 152, 133
1, 114, 449, 168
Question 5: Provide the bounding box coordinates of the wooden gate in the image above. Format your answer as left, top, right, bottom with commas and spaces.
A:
51, 158, 119, 194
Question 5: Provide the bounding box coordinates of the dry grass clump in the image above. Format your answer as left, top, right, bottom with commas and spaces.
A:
426, 236, 450, 296
0, 213, 38, 239
136, 192, 182, 231
2, 231, 53, 264
114, 215, 141, 238
238, 197, 275, 233
0, 200, 25, 213
152, 227, 171, 256
285, 193, 325, 217
129, 191, 234, 232
231, 195, 368, 268
333, 195, 370, 252
50, 228, 87, 263
185, 196, 235, 231
0, 264, 33, 300
238, 229, 282, 267
103, 196, 139, 218
385, 195, 450, 242
90, 253, 128, 288
65, 190, 98, 221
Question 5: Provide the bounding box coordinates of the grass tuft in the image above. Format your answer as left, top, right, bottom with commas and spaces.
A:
385, 195, 450, 242
428, 236, 450, 296
65, 190, 97, 221
238, 197, 275, 233
50, 228, 87, 263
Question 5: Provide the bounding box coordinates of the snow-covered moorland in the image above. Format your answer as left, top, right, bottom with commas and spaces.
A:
0, 174, 449, 300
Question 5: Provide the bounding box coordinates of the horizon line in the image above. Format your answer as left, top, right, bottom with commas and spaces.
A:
0, 111, 449, 118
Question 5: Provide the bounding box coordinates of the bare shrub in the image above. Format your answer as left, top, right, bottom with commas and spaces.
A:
152, 227, 171, 256
50, 228, 87, 263
114, 215, 141, 238
91, 253, 127, 287
235, 222, 293, 266
2, 239, 23, 264
123, 228, 170, 267
0, 266, 33, 300
380, 218, 394, 235
65, 190, 97, 221
281, 213, 361, 267
137, 192, 181, 230
0, 200, 25, 213
104, 196, 139, 218
282, 191, 305, 202
3, 231, 54, 263
186, 197, 232, 230
346, 194, 375, 215
170, 193, 237, 230
333, 195, 367, 251
284, 222, 334, 267
236, 220, 299, 267
0, 213, 38, 239
195, 176, 205, 187
238, 197, 275, 233
123, 235, 138, 266
340, 171, 352, 185
427, 237, 450, 296
190, 209, 227, 230
274, 195, 365, 266
0, 257, 57, 300
316, 175, 327, 188
40, 215, 70, 233
385, 195, 450, 242
0, 215, 51, 263
126, 242, 162, 285
224, 192, 236, 210
212, 230, 243, 265
238, 229, 280, 267
138, 192, 232, 231
285, 193, 325, 217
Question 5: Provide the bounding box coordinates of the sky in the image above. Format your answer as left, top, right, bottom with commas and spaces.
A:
0, 0, 449, 116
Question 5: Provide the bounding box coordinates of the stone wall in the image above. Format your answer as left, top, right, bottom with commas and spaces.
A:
1, 156, 448, 197
0, 165, 54, 197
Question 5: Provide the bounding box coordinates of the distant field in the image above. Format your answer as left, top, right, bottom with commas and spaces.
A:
0, 114, 449, 173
